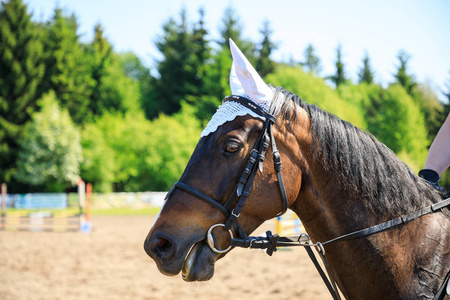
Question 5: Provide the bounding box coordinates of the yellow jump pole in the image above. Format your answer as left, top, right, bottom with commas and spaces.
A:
276, 216, 282, 234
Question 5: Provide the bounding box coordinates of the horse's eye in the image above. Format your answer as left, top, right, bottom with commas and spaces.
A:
224, 143, 240, 154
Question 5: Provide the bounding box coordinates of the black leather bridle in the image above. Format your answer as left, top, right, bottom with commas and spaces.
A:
164, 95, 289, 253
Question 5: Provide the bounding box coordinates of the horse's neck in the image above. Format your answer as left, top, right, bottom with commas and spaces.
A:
283, 107, 450, 299
291, 152, 374, 243
281, 108, 376, 243
287, 126, 395, 299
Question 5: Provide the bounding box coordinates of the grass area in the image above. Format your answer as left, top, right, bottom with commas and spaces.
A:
89, 207, 161, 216
4, 207, 161, 216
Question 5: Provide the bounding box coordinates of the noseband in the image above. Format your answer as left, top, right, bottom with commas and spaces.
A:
164, 95, 289, 254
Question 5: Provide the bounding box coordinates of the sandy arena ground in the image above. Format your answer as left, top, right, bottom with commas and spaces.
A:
0, 216, 331, 300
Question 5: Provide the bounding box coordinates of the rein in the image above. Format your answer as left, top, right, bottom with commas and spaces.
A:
231, 196, 450, 300
164, 95, 289, 254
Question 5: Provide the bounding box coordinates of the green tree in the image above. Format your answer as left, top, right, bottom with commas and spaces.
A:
186, 7, 221, 123
302, 44, 322, 75
95, 54, 141, 114
142, 103, 201, 190
116, 52, 155, 118
117, 52, 150, 82
393, 52, 442, 143
15, 91, 82, 192
329, 44, 347, 87
255, 19, 276, 77
266, 65, 365, 128
152, 8, 198, 116
366, 84, 428, 169
41, 8, 94, 124
86, 43, 144, 117
394, 50, 416, 95
88, 23, 113, 116
191, 7, 210, 91
217, 6, 254, 61
0, 0, 45, 188
209, 6, 256, 106
80, 104, 201, 192
80, 111, 152, 192
413, 82, 445, 142
393, 49, 442, 143
358, 52, 375, 84
80, 119, 115, 192
200, 48, 231, 119
150, 8, 217, 120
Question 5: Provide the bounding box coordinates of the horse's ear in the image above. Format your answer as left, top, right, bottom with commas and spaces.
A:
229, 38, 273, 105
230, 62, 245, 97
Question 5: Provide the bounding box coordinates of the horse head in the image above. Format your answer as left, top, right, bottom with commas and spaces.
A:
144, 39, 308, 281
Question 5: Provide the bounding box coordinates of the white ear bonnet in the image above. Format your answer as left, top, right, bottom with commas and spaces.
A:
200, 39, 274, 137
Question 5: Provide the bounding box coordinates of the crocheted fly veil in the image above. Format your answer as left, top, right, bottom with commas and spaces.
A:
200, 39, 274, 137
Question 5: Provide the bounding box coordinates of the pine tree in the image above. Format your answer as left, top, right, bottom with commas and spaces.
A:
118, 52, 150, 82
41, 9, 94, 124
255, 19, 276, 78
329, 44, 347, 87
118, 52, 156, 120
358, 52, 375, 84
209, 6, 256, 103
0, 0, 45, 188
394, 51, 439, 143
217, 6, 255, 61
152, 9, 194, 116
188, 7, 221, 122
412, 82, 445, 143
191, 8, 210, 89
303, 44, 322, 75
152, 8, 214, 118
84, 25, 142, 117
88, 23, 113, 115
394, 50, 416, 95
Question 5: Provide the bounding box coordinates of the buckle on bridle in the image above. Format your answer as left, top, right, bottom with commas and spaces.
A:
206, 223, 234, 254
231, 209, 240, 218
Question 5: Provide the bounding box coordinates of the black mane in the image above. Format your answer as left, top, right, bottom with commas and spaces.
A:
271, 87, 445, 218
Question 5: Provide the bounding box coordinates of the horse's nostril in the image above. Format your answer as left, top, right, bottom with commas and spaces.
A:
154, 237, 172, 256
157, 238, 168, 249
145, 234, 176, 260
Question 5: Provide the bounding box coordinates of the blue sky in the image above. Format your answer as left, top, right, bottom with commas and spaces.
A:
26, 0, 450, 101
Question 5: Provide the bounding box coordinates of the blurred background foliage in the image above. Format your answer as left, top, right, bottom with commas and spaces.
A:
1, 0, 449, 193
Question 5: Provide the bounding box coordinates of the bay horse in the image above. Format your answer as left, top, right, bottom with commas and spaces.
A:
144, 42, 449, 299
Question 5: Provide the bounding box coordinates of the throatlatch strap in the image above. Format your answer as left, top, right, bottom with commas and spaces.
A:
269, 124, 288, 216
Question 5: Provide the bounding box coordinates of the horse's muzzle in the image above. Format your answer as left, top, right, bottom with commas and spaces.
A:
144, 231, 185, 276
